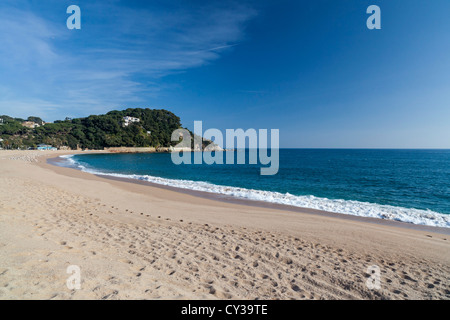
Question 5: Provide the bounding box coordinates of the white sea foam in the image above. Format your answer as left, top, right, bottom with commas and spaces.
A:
59, 154, 75, 162
59, 155, 450, 229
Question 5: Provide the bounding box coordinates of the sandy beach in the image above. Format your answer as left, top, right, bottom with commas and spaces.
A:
0, 150, 449, 300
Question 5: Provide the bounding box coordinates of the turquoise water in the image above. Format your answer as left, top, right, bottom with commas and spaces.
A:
61, 149, 450, 228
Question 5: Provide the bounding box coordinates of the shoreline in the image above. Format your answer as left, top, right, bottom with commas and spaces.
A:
46, 153, 450, 235
1, 150, 449, 300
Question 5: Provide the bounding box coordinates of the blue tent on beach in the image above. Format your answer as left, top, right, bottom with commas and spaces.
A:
37, 144, 57, 151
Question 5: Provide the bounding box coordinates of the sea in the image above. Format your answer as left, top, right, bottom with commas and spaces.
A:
58, 149, 450, 228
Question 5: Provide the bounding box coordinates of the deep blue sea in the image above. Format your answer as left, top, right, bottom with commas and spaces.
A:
60, 149, 450, 228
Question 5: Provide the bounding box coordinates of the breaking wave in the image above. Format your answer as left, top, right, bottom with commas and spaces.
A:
58, 154, 450, 228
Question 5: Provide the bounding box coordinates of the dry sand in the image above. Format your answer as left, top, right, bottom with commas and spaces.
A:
0, 150, 449, 300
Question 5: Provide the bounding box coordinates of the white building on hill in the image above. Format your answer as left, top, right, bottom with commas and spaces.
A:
123, 116, 140, 127
22, 121, 40, 128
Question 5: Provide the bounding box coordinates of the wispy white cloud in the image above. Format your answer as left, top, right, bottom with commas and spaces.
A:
0, 1, 257, 120
0, 8, 61, 67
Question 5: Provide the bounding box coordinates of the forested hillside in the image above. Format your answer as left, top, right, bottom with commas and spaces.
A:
0, 108, 183, 150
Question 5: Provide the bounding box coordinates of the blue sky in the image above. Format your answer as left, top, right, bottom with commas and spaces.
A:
0, 0, 449, 148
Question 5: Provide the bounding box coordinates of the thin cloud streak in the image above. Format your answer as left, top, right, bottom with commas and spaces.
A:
189, 43, 240, 55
